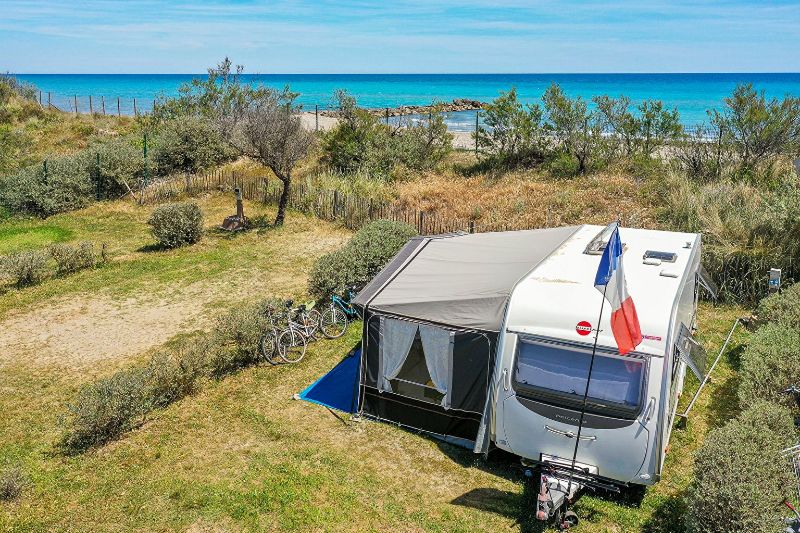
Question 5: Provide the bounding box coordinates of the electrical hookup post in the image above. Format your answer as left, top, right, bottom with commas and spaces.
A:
535, 221, 643, 531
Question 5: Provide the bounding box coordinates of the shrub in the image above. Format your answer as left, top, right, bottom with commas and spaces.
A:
594, 95, 682, 159
673, 124, 728, 181
0, 250, 50, 287
542, 83, 608, 174
89, 139, 144, 197
0, 156, 93, 217
711, 83, 800, 179
322, 90, 452, 179
49, 241, 95, 276
393, 108, 453, 171
148, 201, 203, 248
476, 88, 546, 167
0, 465, 26, 501
210, 298, 280, 374
686, 400, 795, 533
0, 125, 32, 175
738, 322, 800, 409
151, 117, 236, 176
143, 340, 209, 408
60, 366, 151, 453
755, 283, 800, 329
308, 219, 417, 301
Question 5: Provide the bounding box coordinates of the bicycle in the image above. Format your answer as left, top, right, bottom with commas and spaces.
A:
276, 300, 322, 364
320, 286, 360, 339
259, 302, 285, 365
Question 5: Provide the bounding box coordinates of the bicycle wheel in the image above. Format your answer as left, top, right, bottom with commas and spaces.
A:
320, 306, 348, 339
260, 329, 279, 364
278, 327, 307, 363
306, 309, 322, 339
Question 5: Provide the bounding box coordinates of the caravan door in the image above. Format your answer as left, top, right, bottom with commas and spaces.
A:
498, 337, 651, 484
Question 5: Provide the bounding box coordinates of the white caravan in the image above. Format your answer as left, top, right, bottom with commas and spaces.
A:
352, 224, 711, 528
475, 224, 708, 524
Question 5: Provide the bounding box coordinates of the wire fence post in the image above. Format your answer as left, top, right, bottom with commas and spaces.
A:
140, 132, 148, 205
385, 108, 389, 125
133, 98, 138, 117
95, 153, 101, 200
47, 92, 51, 109
474, 110, 479, 157
89, 95, 93, 115
117, 97, 121, 117
74, 95, 78, 116
101, 96, 106, 115
315, 104, 319, 132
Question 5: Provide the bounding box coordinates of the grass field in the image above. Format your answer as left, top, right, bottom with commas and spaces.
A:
0, 194, 749, 532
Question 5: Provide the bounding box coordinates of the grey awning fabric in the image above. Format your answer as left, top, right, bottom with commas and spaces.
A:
354, 226, 579, 332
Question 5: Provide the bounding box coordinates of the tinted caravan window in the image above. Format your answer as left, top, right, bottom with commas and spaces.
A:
513, 339, 645, 419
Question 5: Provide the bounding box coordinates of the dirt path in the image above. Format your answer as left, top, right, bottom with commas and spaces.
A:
0, 219, 349, 371
0, 277, 259, 369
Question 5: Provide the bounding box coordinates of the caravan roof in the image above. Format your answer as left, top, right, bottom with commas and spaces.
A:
506, 225, 701, 356
353, 226, 579, 332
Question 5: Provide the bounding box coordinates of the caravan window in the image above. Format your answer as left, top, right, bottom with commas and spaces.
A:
513, 339, 645, 419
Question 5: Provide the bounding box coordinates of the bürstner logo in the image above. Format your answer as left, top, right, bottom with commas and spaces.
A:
576, 321, 592, 336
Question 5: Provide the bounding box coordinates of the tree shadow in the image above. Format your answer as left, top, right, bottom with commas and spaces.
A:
705, 372, 741, 430
725, 343, 746, 371
135, 242, 167, 253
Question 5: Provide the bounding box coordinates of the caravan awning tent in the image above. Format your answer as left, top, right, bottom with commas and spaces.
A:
354, 226, 580, 447
354, 226, 580, 331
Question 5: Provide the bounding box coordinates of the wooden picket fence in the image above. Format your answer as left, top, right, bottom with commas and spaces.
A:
139, 169, 516, 235
139, 169, 795, 304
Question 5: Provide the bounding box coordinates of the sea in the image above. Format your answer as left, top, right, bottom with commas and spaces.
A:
14, 73, 800, 132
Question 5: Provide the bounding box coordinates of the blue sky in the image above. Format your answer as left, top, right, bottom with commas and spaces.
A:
2, 0, 799, 73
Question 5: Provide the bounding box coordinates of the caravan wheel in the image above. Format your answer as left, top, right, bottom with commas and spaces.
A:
562, 510, 579, 529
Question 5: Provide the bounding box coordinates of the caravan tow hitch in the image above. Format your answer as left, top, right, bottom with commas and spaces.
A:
535, 471, 580, 529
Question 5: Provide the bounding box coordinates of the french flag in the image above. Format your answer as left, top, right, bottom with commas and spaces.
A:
594, 223, 642, 355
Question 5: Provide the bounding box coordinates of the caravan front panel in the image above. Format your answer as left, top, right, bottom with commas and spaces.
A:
496, 334, 653, 483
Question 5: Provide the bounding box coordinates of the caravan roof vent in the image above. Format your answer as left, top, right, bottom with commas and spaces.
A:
644, 250, 677, 263
584, 225, 621, 255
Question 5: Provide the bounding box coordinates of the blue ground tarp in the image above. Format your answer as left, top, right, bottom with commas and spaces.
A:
298, 347, 360, 413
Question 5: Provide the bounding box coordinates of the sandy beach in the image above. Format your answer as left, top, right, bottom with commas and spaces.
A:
299, 112, 474, 150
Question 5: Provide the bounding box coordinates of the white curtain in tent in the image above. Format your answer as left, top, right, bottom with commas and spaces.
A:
418, 324, 455, 409
378, 317, 419, 393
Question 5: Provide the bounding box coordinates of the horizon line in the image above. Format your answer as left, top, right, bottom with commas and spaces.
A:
10, 71, 800, 76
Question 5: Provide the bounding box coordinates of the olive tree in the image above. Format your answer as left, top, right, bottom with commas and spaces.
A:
160, 59, 315, 226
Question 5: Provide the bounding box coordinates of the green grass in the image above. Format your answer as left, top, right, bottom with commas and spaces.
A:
0, 196, 750, 532
0, 224, 74, 254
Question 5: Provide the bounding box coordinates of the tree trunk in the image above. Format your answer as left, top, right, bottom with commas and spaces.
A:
274, 174, 290, 226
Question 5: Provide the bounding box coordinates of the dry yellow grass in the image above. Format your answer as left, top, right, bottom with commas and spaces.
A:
393, 167, 659, 230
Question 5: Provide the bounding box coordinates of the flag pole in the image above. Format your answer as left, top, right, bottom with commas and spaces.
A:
563, 231, 615, 514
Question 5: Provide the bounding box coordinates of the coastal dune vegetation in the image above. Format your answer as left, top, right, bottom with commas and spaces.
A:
1, 62, 800, 532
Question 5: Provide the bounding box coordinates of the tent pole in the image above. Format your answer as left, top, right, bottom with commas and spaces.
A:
564, 281, 609, 510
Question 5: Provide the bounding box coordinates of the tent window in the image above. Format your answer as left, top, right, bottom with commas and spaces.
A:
390, 334, 445, 405
378, 317, 454, 409
513, 340, 645, 419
